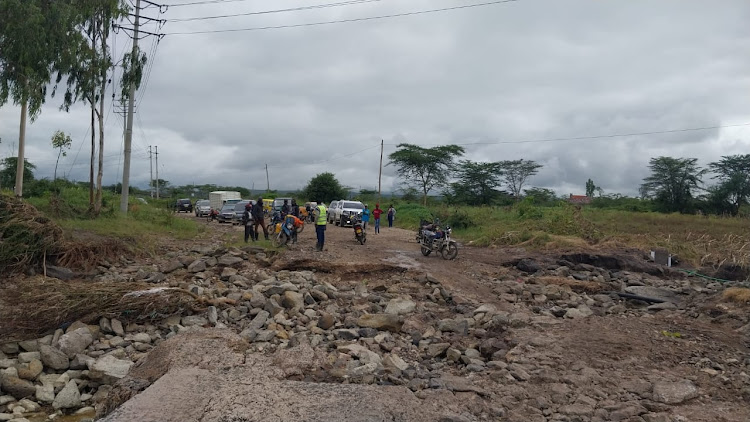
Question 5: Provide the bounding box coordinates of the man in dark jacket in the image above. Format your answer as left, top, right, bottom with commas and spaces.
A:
252, 197, 268, 241
291, 199, 300, 218
241, 203, 255, 243
281, 200, 290, 218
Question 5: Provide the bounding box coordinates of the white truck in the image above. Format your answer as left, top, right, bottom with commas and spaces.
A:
209, 191, 241, 211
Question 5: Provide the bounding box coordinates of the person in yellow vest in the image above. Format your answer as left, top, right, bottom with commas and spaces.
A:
314, 200, 327, 251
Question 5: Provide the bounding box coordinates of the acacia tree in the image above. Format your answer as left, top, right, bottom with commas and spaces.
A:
499, 159, 542, 200
51, 130, 72, 180
0, 0, 82, 197
708, 154, 750, 215
302, 172, 346, 204
446, 160, 504, 205
62, 0, 128, 214
640, 157, 706, 213
0, 157, 35, 189
388, 143, 465, 205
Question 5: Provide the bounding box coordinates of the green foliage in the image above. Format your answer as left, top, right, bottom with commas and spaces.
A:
302, 172, 346, 204
640, 156, 706, 213
585, 179, 596, 197
499, 159, 542, 199
388, 143, 465, 205
51, 130, 72, 180
523, 187, 558, 206
708, 154, 750, 215
445, 160, 505, 206
590, 195, 654, 212
516, 197, 544, 220
0, 158, 35, 189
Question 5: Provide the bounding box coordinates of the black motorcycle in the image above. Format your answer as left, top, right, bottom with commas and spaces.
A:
417, 219, 458, 260
352, 214, 366, 245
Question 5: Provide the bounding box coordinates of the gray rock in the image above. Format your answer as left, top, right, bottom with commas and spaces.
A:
16, 359, 42, 381
220, 267, 238, 279
0, 359, 14, 369
111, 319, 125, 337
87, 355, 134, 384
427, 343, 450, 358
39, 345, 69, 371
207, 306, 218, 325
357, 314, 402, 332
161, 260, 184, 274
560, 404, 594, 417
309, 289, 329, 302
437, 319, 469, 335
652, 380, 698, 404
46, 265, 75, 281
17, 340, 38, 353
264, 299, 284, 316
181, 315, 208, 327
446, 348, 462, 362
383, 354, 409, 372
281, 291, 304, 311
70, 354, 94, 370
35, 384, 55, 404
248, 310, 270, 331
349, 362, 379, 377
131, 333, 151, 344
564, 305, 593, 319
517, 258, 541, 273
333, 329, 360, 341
218, 255, 244, 266
52, 380, 81, 410
385, 298, 416, 315
17, 352, 40, 364
624, 286, 679, 303
263, 283, 298, 297
253, 330, 276, 343
0, 374, 35, 399
99, 318, 113, 334
647, 302, 678, 311
187, 260, 206, 273
0, 344, 18, 355
58, 327, 94, 358
509, 364, 530, 381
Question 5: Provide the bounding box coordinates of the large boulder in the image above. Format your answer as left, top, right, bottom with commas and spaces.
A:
57, 327, 94, 358
1, 374, 36, 399
39, 344, 69, 371
52, 380, 81, 409
88, 355, 134, 385
652, 380, 699, 404
384, 298, 416, 315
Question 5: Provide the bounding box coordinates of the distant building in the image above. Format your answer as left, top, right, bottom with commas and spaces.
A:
568, 194, 592, 205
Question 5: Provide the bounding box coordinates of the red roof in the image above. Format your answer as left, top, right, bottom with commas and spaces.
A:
568, 195, 591, 204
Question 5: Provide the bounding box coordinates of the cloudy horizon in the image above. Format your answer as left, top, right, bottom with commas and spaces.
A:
1, 0, 749, 197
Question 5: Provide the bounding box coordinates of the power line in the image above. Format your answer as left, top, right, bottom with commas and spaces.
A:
165, 0, 519, 35
384, 122, 750, 147
168, 0, 280, 7
168, 0, 383, 23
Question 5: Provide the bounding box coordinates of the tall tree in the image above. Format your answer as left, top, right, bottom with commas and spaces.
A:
585, 178, 596, 197
61, 0, 127, 214
499, 159, 542, 200
51, 130, 72, 180
708, 154, 750, 215
302, 172, 346, 204
640, 157, 706, 213
446, 160, 504, 205
388, 143, 465, 205
0, 0, 82, 197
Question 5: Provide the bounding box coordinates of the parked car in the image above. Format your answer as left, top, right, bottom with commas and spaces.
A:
327, 200, 340, 224
272, 197, 293, 213
217, 203, 236, 224
232, 200, 254, 225
334, 200, 364, 227
194, 200, 211, 217
175, 198, 193, 213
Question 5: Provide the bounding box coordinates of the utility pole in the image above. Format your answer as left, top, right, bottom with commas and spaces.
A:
377, 139, 384, 205
14, 100, 27, 197
155, 145, 159, 199
265, 163, 270, 192
148, 145, 153, 198
119, 0, 141, 213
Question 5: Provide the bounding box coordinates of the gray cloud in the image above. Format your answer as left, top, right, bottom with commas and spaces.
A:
1, 0, 749, 197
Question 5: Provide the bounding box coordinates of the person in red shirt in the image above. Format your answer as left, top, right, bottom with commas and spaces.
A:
372, 204, 383, 234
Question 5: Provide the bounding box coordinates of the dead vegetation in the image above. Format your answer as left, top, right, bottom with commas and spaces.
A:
0, 277, 201, 342
274, 259, 407, 275
0, 194, 64, 276
535, 275, 605, 293
722, 287, 750, 305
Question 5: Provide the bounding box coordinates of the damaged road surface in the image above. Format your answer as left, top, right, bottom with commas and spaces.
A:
1, 219, 749, 422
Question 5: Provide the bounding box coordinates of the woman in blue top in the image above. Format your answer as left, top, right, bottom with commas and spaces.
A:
361, 204, 371, 230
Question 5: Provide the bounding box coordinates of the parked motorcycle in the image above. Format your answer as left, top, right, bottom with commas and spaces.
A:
273, 215, 296, 247
352, 214, 366, 245
266, 211, 283, 235
416, 219, 458, 260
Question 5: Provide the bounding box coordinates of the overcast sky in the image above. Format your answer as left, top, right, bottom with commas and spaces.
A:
1, 0, 749, 196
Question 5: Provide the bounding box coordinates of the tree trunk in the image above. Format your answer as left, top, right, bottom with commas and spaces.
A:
14, 98, 28, 197
94, 67, 106, 215
89, 102, 95, 209
54, 149, 62, 180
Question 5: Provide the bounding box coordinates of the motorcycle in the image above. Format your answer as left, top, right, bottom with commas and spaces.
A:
266, 211, 283, 235
273, 215, 296, 247
352, 214, 366, 245
416, 219, 458, 260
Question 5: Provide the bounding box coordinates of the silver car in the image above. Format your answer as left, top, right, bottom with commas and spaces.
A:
194, 200, 211, 217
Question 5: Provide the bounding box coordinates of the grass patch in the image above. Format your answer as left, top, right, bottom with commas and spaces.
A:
393, 201, 750, 270
722, 287, 750, 305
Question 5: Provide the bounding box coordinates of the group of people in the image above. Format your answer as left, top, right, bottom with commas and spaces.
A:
240, 198, 397, 251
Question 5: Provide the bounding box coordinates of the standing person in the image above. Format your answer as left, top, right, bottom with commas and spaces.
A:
314, 200, 327, 251
281, 199, 290, 218
241, 203, 255, 243
361, 204, 371, 230
372, 204, 383, 234
387, 204, 396, 228
291, 199, 300, 218
252, 197, 269, 241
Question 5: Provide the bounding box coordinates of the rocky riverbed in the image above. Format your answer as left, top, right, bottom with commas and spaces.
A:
1, 223, 749, 421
